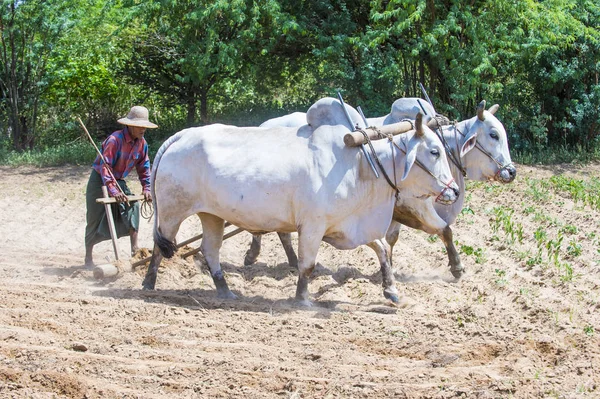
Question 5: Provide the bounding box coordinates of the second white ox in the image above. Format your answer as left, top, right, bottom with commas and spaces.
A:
141, 97, 459, 305
246, 98, 516, 282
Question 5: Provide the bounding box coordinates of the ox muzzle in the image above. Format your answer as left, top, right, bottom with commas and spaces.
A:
495, 163, 517, 183
435, 179, 460, 205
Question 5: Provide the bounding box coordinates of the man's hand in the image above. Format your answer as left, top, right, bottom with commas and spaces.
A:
114, 192, 128, 203
143, 191, 152, 202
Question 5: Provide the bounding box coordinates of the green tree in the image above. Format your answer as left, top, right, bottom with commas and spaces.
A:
0, 0, 72, 150
122, 0, 293, 125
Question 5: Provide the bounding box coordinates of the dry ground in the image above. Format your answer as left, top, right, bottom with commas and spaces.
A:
0, 163, 599, 398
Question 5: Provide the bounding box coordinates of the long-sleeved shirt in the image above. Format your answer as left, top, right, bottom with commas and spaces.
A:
92, 127, 151, 197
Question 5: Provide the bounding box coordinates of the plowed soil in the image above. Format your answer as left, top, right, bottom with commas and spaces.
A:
0, 164, 599, 398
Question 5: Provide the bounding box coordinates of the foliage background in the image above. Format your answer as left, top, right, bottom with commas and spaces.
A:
1, 0, 599, 163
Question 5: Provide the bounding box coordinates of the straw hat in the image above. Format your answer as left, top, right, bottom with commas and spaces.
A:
117, 106, 158, 129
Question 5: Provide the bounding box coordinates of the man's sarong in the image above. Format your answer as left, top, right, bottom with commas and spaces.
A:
84, 169, 140, 247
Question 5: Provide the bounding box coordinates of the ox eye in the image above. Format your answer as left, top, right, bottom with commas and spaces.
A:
490, 132, 499, 140
431, 149, 440, 157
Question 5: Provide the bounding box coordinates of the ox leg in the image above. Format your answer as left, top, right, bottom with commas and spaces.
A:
244, 234, 262, 266
277, 232, 298, 269
385, 221, 402, 271
141, 218, 180, 290
199, 213, 237, 300
294, 231, 323, 307
441, 225, 464, 279
142, 243, 163, 290
366, 239, 399, 303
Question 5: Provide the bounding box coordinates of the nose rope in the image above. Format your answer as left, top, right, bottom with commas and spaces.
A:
435, 178, 457, 203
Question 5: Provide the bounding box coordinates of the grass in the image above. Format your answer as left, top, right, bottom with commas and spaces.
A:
0, 141, 96, 167
513, 145, 600, 165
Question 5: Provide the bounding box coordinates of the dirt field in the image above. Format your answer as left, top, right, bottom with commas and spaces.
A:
1, 163, 599, 398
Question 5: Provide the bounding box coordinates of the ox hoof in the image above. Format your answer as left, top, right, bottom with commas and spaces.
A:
141, 276, 157, 290
384, 289, 400, 304
294, 298, 313, 308
244, 251, 258, 266
84, 258, 95, 270
451, 266, 465, 280
217, 289, 238, 300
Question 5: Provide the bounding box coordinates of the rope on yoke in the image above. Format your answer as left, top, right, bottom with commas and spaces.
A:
357, 128, 400, 199
439, 120, 466, 177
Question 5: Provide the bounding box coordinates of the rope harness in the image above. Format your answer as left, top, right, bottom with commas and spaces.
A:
447, 120, 515, 178
355, 121, 456, 202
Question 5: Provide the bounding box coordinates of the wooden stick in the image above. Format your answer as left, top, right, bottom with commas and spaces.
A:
101, 186, 120, 261
181, 227, 244, 259
130, 222, 234, 268
343, 118, 440, 147
96, 195, 145, 204
78, 117, 128, 200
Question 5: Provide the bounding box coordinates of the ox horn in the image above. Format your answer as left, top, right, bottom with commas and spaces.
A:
477, 100, 486, 121
488, 104, 499, 115
415, 112, 424, 137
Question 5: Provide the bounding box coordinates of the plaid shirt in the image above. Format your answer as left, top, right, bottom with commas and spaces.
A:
92, 127, 151, 197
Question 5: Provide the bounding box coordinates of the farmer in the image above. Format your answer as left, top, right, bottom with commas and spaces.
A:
84, 105, 158, 268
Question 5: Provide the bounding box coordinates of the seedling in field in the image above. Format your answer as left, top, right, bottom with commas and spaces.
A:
494, 268, 508, 287
460, 244, 487, 264
566, 240, 582, 258
491, 206, 524, 244
525, 178, 551, 202
559, 262, 576, 283
560, 225, 578, 235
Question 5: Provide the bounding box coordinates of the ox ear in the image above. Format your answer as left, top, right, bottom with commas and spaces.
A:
415, 112, 424, 137
460, 131, 478, 157
477, 100, 486, 121
402, 135, 421, 181
488, 104, 499, 115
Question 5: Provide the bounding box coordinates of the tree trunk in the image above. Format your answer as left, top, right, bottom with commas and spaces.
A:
186, 94, 196, 127
200, 89, 208, 125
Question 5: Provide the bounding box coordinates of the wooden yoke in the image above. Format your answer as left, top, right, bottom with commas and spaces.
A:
343, 118, 440, 147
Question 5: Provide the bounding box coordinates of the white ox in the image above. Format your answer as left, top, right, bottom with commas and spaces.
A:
260, 112, 307, 128
141, 97, 459, 306
366, 98, 449, 127
245, 98, 516, 284
383, 99, 516, 278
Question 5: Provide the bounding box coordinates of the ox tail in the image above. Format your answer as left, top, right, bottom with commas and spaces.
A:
151, 132, 185, 258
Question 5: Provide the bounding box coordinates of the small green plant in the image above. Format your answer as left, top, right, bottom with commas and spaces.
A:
559, 262, 575, 282
460, 244, 487, 264
494, 268, 508, 287
526, 255, 543, 269
427, 235, 438, 243
491, 206, 524, 244
523, 205, 536, 215
584, 325, 594, 336
566, 240, 582, 258
560, 225, 578, 235
460, 206, 474, 216
546, 231, 564, 266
